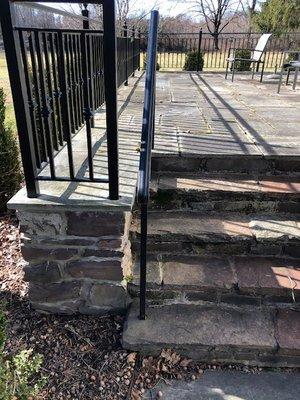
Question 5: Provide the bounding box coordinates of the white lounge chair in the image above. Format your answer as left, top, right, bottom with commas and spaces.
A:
225, 33, 272, 82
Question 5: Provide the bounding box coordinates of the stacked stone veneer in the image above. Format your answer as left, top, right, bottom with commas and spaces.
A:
18, 210, 132, 314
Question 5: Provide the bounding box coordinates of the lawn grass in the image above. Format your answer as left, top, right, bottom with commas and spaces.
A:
0, 51, 15, 127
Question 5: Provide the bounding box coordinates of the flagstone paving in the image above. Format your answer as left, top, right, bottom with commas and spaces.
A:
152, 71, 300, 157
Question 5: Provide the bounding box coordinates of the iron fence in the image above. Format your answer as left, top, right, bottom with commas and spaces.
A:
0, 0, 141, 200
117, 25, 140, 87
141, 31, 300, 72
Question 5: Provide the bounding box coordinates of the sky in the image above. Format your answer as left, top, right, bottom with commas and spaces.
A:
40, 1, 195, 18
144, 1, 193, 17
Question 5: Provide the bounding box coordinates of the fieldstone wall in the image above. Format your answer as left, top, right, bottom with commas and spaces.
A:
18, 210, 132, 314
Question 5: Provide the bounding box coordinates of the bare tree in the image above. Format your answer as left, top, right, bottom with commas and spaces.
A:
14, 3, 57, 29
195, 0, 242, 49
116, 0, 161, 27
241, 0, 258, 29
173, 0, 242, 49
116, 0, 134, 24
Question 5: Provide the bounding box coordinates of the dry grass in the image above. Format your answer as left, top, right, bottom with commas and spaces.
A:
0, 51, 15, 127
142, 51, 283, 72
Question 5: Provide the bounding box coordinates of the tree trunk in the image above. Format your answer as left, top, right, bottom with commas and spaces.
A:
213, 33, 219, 50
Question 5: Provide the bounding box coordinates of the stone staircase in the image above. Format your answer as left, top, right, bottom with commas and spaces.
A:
123, 154, 300, 367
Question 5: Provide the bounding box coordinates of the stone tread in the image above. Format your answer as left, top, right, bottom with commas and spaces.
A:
153, 174, 300, 195
131, 255, 300, 303
123, 301, 300, 366
151, 154, 300, 174
129, 255, 300, 308
131, 212, 300, 243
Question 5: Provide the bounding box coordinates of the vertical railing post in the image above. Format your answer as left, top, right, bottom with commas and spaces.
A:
82, 3, 95, 128
0, 0, 39, 197
82, 2, 89, 29
124, 21, 129, 86
139, 203, 148, 320
138, 9, 160, 320
197, 28, 203, 72
102, 0, 119, 200
132, 27, 136, 77
138, 29, 141, 71
81, 32, 94, 180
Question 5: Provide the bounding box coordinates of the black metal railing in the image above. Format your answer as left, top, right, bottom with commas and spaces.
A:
117, 25, 140, 87
140, 31, 300, 72
0, 0, 141, 200
137, 10, 159, 320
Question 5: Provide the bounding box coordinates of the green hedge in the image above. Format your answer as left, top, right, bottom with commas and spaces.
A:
0, 88, 21, 211
183, 51, 204, 71
233, 49, 252, 72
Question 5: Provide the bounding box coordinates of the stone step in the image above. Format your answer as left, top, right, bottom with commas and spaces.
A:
152, 154, 300, 175
123, 301, 300, 367
129, 255, 300, 306
150, 174, 300, 214
130, 212, 300, 257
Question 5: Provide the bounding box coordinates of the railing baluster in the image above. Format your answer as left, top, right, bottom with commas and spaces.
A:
81, 32, 94, 181
124, 22, 129, 86
43, 32, 59, 151
70, 34, 79, 131
57, 31, 75, 179
75, 34, 84, 126
87, 34, 95, 128
65, 34, 75, 134
99, 35, 105, 105
28, 32, 47, 163
34, 30, 56, 178
50, 33, 63, 146
72, 34, 81, 129
132, 27, 136, 77
18, 30, 41, 169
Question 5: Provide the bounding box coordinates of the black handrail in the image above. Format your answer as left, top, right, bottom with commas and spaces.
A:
137, 10, 159, 320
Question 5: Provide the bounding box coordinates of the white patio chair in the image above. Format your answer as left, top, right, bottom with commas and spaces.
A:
225, 33, 273, 82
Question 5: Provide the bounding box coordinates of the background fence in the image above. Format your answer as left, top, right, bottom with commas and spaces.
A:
141, 32, 300, 71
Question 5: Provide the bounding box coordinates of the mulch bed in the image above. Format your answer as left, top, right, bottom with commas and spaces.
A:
0, 213, 296, 400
